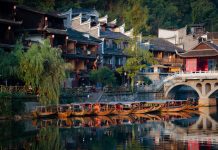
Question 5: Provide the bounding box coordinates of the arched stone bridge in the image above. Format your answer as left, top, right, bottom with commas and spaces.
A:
162, 71, 218, 106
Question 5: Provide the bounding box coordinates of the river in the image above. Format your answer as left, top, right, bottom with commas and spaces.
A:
0, 107, 218, 150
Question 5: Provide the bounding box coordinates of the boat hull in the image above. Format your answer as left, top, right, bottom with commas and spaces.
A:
161, 105, 187, 112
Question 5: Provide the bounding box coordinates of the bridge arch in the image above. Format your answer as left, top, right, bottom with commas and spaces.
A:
165, 83, 201, 99
207, 86, 218, 98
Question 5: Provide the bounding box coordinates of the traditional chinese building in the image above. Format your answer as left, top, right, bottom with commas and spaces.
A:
139, 38, 184, 80
16, 5, 67, 49
62, 28, 101, 87
0, 0, 22, 51
158, 26, 200, 51
177, 42, 218, 72
206, 32, 218, 45
59, 10, 133, 70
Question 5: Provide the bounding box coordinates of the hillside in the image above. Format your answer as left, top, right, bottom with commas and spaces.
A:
18, 0, 218, 36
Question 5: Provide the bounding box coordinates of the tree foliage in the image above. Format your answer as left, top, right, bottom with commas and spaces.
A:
0, 42, 23, 79
89, 67, 116, 87
19, 40, 65, 105
117, 39, 157, 90
191, 0, 218, 31
19, 0, 218, 35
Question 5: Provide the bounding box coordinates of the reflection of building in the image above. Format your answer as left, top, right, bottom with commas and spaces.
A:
177, 42, 218, 72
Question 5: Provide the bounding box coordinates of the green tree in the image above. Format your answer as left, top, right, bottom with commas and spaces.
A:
0, 42, 23, 79
124, 1, 149, 35
191, 0, 216, 24
19, 40, 65, 105
117, 39, 157, 91
89, 67, 116, 87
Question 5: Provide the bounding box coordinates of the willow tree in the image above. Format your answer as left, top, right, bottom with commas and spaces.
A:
0, 42, 23, 79
19, 40, 65, 105
117, 38, 157, 91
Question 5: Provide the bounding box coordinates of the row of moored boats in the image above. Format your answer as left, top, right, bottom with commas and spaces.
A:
32, 100, 199, 119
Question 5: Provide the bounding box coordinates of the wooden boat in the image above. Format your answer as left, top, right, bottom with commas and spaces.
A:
132, 101, 161, 114
110, 102, 135, 115
150, 100, 187, 112
83, 103, 94, 115
71, 103, 87, 116
57, 104, 71, 118
93, 103, 115, 116
161, 104, 187, 112
32, 106, 57, 118
185, 100, 199, 110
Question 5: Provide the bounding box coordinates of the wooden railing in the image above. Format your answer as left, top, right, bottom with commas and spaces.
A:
155, 58, 183, 64
0, 85, 26, 94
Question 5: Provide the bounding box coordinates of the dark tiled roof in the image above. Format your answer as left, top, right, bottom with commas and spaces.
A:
177, 50, 218, 57
177, 42, 218, 57
46, 28, 67, 35
0, 18, 22, 25
149, 38, 184, 53
67, 28, 101, 45
206, 42, 218, 50
100, 30, 129, 40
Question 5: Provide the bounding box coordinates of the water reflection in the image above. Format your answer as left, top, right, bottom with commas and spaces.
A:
0, 107, 218, 150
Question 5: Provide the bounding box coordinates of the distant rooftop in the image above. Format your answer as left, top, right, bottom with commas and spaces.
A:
149, 38, 184, 53
100, 30, 129, 40
67, 28, 101, 45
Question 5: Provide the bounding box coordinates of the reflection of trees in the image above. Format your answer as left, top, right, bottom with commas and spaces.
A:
31, 127, 63, 150
0, 120, 25, 148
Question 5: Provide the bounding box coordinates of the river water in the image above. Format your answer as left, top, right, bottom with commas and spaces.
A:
0, 107, 218, 150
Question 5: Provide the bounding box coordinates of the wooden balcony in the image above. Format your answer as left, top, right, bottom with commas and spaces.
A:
155, 58, 183, 64
63, 48, 97, 59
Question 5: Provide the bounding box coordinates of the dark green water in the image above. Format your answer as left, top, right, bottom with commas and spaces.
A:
0, 107, 218, 150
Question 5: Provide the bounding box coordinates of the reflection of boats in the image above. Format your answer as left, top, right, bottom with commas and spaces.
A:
146, 114, 162, 121
32, 106, 57, 118
161, 112, 192, 121
110, 102, 135, 115
93, 116, 113, 127
93, 103, 115, 116
110, 115, 135, 125
57, 118, 72, 128
57, 104, 71, 119
186, 101, 199, 110
171, 116, 199, 128
71, 117, 85, 127
132, 102, 161, 114
35, 119, 57, 128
